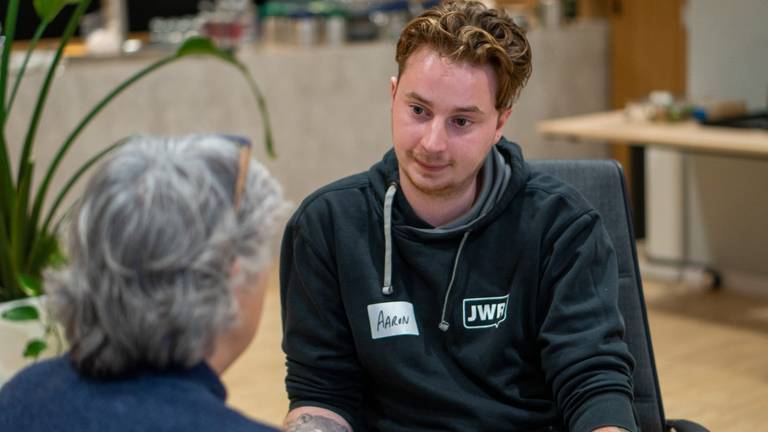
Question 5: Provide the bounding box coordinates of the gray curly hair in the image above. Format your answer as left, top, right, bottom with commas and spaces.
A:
47, 134, 286, 378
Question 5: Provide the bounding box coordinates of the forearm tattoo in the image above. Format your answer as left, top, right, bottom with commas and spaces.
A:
285, 413, 350, 432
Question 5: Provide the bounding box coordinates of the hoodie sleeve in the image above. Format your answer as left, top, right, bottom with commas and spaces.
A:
280, 214, 363, 429
537, 210, 638, 432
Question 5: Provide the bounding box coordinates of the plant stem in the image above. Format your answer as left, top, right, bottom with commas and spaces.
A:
6, 22, 48, 114
0, 0, 20, 112
11, 160, 32, 274
14, 0, 92, 281
17, 0, 92, 186
0, 208, 20, 300
0, 0, 21, 223
0, 138, 13, 230
30, 138, 125, 266
243, 71, 275, 158
29, 57, 174, 260
46, 137, 126, 229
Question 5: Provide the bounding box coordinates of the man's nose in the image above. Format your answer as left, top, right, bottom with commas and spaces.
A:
420, 120, 447, 153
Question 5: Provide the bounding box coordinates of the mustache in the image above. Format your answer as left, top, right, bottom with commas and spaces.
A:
410, 151, 452, 165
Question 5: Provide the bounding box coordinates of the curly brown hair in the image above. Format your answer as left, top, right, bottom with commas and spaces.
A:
395, 0, 532, 111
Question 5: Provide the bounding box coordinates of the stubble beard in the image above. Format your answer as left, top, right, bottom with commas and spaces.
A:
402, 155, 478, 201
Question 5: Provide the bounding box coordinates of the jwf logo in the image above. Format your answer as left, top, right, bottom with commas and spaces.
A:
462, 295, 509, 329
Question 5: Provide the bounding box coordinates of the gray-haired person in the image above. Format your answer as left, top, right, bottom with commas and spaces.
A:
0, 135, 285, 431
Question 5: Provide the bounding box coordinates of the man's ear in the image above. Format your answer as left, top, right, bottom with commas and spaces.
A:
494, 108, 513, 142
390, 76, 398, 101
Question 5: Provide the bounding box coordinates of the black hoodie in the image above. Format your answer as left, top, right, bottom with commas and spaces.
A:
280, 139, 637, 432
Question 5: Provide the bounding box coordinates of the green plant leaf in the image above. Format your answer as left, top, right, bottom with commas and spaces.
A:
23, 338, 47, 358
6, 22, 48, 114
18, 0, 92, 214
46, 237, 67, 269
0, 0, 22, 217
26, 228, 66, 275
172, 37, 274, 157
38, 138, 127, 238
30, 37, 274, 244
174, 37, 239, 65
0, 208, 20, 301
18, 273, 42, 297
33, 0, 82, 23
13, 160, 34, 272
1, 304, 39, 321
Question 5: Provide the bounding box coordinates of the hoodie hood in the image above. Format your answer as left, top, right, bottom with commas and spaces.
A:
368, 137, 530, 237
373, 138, 530, 330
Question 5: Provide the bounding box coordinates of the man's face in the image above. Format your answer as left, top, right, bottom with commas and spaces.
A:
390, 46, 511, 201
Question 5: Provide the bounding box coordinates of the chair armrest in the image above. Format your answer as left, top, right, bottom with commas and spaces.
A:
666, 419, 710, 432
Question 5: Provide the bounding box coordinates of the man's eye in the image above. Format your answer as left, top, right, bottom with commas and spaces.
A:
453, 118, 472, 128
411, 105, 425, 116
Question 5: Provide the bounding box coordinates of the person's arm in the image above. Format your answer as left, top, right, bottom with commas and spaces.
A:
280, 211, 363, 430
284, 407, 352, 432
538, 210, 638, 432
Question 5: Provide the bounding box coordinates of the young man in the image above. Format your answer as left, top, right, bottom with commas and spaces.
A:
280, 2, 637, 431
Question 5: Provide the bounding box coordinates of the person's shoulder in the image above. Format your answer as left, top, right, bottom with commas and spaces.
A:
93, 370, 278, 432
0, 357, 79, 429
126, 369, 281, 432
0, 359, 279, 432
522, 166, 597, 218
0, 356, 74, 397
290, 171, 371, 224
307, 171, 371, 202
212, 409, 280, 432
143, 383, 279, 432
172, 402, 279, 432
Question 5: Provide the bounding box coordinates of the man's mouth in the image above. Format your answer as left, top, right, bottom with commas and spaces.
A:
414, 158, 449, 172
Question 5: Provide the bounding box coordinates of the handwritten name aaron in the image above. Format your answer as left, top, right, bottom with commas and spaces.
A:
377, 310, 411, 331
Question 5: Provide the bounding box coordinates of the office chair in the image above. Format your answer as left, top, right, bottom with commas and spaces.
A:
529, 160, 708, 432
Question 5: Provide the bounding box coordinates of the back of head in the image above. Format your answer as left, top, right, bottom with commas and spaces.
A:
395, 0, 532, 110
47, 134, 285, 378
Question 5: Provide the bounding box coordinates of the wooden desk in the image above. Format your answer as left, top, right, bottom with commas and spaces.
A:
537, 110, 768, 288
537, 110, 768, 159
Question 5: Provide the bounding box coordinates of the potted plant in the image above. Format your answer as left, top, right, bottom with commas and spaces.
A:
0, 0, 274, 382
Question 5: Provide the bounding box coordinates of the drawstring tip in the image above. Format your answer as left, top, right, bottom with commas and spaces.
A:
382, 285, 393, 296
438, 321, 449, 332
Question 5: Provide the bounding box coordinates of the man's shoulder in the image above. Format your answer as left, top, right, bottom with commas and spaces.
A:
291, 171, 372, 224
521, 167, 597, 218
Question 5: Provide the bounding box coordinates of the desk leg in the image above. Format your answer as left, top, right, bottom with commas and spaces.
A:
643, 147, 721, 288
646, 147, 685, 262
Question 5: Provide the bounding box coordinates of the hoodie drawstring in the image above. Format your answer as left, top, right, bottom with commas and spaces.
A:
381, 183, 397, 296
438, 230, 470, 332
381, 182, 471, 332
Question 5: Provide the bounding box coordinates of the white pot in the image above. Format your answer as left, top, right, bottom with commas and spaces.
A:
0, 296, 54, 387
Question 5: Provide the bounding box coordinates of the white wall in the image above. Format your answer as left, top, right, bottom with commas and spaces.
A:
687, 0, 768, 110
685, 0, 768, 286
7, 22, 610, 213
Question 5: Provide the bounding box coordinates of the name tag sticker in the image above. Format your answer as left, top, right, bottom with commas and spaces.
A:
367, 301, 420, 340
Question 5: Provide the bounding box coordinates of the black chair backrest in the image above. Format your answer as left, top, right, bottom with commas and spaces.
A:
529, 160, 666, 432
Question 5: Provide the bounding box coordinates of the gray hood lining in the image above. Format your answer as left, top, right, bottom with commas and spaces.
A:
380, 148, 512, 331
